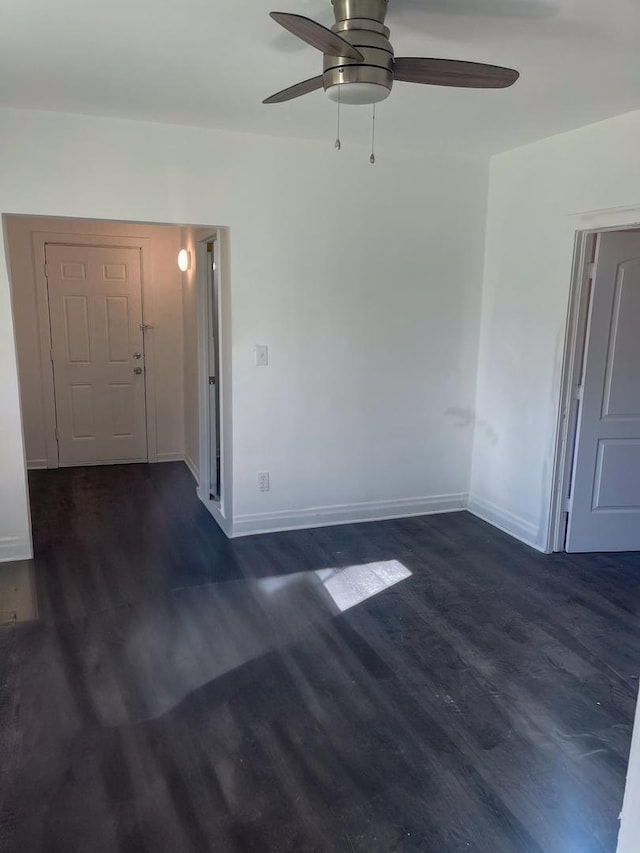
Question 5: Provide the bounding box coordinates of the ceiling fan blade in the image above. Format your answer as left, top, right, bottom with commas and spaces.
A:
263, 75, 325, 104
269, 12, 364, 61
394, 57, 519, 88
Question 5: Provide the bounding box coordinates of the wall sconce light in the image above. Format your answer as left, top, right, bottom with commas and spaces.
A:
177, 249, 191, 272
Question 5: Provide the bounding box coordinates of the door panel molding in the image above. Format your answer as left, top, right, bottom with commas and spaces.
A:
601, 262, 640, 419
592, 439, 640, 512
32, 231, 158, 466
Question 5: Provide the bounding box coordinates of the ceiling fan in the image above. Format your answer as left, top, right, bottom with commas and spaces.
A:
263, 0, 519, 106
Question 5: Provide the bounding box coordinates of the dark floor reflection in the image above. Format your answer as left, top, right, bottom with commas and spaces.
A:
1, 463, 639, 852
16, 560, 412, 727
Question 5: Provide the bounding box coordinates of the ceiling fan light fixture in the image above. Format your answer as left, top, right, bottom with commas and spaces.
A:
326, 81, 390, 105
263, 2, 519, 106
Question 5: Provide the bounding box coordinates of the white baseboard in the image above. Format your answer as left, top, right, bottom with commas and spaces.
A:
198, 489, 232, 537
231, 493, 467, 538
155, 452, 184, 463
0, 536, 33, 563
184, 453, 200, 485
467, 494, 542, 551
27, 459, 48, 470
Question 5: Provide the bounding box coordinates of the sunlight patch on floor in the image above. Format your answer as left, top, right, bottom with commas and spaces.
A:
315, 559, 412, 612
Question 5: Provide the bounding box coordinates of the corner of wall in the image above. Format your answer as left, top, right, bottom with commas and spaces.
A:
466, 494, 542, 552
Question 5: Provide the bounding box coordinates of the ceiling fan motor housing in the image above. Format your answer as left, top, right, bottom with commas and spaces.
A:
324, 0, 393, 104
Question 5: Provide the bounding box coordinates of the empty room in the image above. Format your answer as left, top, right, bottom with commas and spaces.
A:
1, 1, 640, 851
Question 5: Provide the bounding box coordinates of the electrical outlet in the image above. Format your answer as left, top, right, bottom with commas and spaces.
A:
255, 345, 268, 366
258, 471, 270, 492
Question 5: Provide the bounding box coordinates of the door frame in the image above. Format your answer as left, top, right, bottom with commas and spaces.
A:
32, 231, 158, 467
548, 205, 640, 552
196, 228, 232, 535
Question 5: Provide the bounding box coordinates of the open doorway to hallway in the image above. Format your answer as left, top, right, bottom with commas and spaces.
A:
2, 214, 229, 579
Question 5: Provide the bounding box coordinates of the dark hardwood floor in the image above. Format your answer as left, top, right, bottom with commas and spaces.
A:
1, 462, 640, 852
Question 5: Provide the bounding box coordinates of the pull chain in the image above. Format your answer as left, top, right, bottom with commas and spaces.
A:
335, 82, 342, 150
369, 104, 376, 164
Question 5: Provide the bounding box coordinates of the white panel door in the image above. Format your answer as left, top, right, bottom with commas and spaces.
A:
566, 231, 640, 551
46, 244, 147, 466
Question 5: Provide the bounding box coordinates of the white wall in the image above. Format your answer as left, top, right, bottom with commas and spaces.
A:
470, 108, 640, 551
0, 229, 31, 561
4, 216, 185, 468
0, 106, 488, 550
228, 150, 487, 534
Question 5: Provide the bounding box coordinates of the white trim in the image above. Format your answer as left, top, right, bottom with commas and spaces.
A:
27, 458, 48, 470
197, 237, 214, 509
184, 453, 200, 483
197, 230, 232, 533
231, 493, 467, 538
155, 452, 184, 463
547, 231, 596, 552
467, 494, 540, 551
567, 204, 640, 230
32, 233, 59, 467
0, 536, 32, 563
205, 500, 233, 537
51, 457, 148, 467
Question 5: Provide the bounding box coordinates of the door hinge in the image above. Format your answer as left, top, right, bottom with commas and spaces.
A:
586, 262, 596, 280
50, 348, 54, 362
44, 263, 50, 277
575, 384, 584, 400
54, 427, 59, 441
564, 496, 572, 513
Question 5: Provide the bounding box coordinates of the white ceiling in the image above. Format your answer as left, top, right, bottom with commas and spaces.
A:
2, 0, 640, 156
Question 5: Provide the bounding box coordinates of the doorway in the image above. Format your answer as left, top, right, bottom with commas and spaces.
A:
5, 213, 231, 548
551, 227, 640, 552
45, 242, 148, 466
205, 238, 221, 501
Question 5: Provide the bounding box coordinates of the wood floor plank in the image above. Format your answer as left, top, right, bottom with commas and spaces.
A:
1, 462, 639, 852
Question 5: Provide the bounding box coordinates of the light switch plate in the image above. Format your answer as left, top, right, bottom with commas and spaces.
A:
255, 345, 268, 366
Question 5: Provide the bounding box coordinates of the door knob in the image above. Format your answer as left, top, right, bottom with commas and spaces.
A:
134, 367, 143, 375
